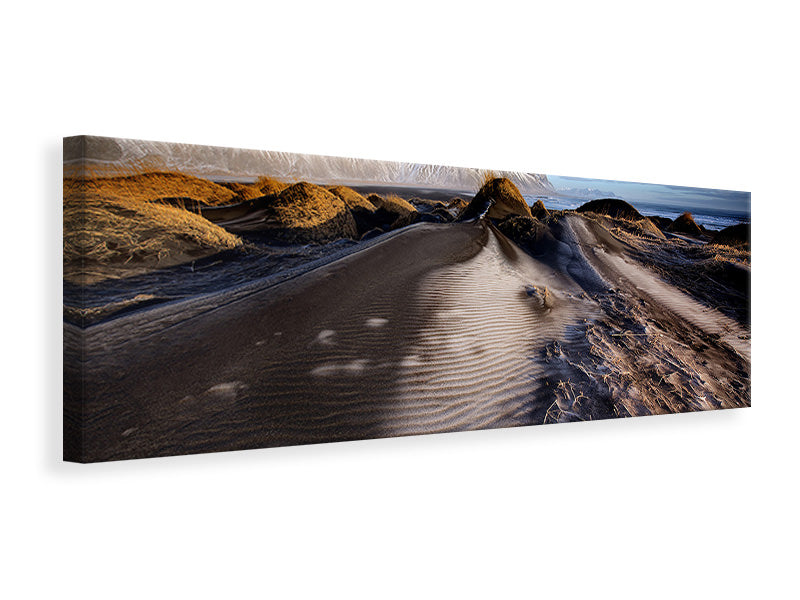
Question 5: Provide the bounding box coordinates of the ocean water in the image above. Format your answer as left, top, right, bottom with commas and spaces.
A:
526, 195, 750, 232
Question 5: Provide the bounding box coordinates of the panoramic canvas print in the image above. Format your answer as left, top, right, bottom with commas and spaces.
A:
63, 136, 751, 462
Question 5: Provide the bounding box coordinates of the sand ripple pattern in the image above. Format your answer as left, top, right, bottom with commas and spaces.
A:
387, 227, 592, 435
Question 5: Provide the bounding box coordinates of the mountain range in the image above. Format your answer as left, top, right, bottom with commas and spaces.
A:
66, 136, 556, 196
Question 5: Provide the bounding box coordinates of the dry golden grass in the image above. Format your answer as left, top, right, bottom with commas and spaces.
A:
630, 217, 666, 239
265, 182, 358, 242
220, 182, 264, 201
65, 171, 239, 206
254, 176, 290, 196
479, 169, 498, 187
328, 185, 376, 212
471, 177, 532, 220
695, 243, 751, 267
581, 212, 665, 240
64, 175, 243, 285
218, 176, 290, 202
368, 193, 416, 216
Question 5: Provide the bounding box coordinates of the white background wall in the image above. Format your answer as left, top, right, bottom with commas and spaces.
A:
3, 1, 797, 598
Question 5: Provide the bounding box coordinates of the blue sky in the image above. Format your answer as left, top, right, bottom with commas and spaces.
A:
549, 174, 751, 216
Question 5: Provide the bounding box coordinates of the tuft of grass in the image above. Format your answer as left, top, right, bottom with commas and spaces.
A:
328, 185, 376, 212
478, 169, 498, 188
253, 176, 290, 197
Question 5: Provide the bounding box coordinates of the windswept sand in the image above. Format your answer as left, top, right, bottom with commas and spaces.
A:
65, 216, 750, 462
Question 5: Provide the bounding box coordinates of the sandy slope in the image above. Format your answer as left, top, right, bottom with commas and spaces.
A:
65, 217, 750, 462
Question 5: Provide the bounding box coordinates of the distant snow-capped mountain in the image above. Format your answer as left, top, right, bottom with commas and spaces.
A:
67, 136, 555, 195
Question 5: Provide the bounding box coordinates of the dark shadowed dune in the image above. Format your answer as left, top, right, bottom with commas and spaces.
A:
576, 198, 643, 220
647, 215, 673, 230
713, 223, 750, 247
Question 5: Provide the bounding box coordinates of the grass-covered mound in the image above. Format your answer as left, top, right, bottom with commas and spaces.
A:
64, 188, 243, 285
71, 171, 239, 206
460, 177, 532, 221
712, 223, 750, 247
531, 199, 550, 219
667, 212, 704, 237
366, 193, 419, 229
576, 198, 642, 220
219, 176, 291, 202
328, 186, 379, 235
264, 182, 358, 243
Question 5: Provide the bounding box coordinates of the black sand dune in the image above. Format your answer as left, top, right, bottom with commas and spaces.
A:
65, 214, 750, 462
